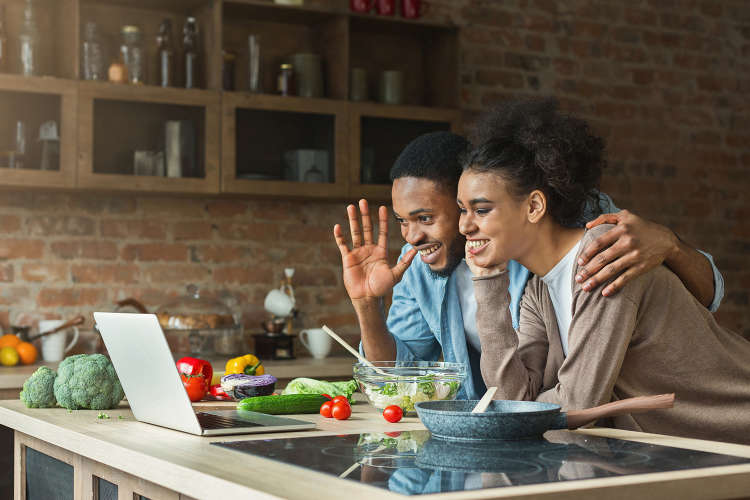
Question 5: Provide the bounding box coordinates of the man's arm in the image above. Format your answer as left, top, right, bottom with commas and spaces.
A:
576, 210, 717, 309
333, 199, 417, 361
352, 297, 396, 360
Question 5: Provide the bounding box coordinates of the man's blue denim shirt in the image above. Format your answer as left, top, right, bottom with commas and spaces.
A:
370, 194, 725, 400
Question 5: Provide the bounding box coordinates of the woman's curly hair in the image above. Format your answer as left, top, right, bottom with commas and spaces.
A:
463, 98, 606, 227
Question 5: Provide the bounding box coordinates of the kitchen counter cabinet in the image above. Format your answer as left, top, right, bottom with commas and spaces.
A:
0, 356, 355, 400
2, 397, 750, 500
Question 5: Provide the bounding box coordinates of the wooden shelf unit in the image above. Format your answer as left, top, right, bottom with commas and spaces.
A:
77, 81, 221, 194
0, 74, 77, 189
0, 0, 459, 200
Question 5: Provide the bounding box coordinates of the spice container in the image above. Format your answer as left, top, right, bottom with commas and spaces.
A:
18, 0, 39, 76
120, 25, 145, 84
81, 22, 105, 81
222, 49, 236, 90
277, 63, 294, 96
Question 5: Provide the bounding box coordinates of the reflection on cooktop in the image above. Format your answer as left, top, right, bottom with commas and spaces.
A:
212, 430, 750, 495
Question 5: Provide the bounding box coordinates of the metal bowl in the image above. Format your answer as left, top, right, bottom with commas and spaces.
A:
353, 361, 466, 415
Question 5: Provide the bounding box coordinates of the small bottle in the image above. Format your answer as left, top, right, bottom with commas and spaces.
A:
156, 19, 174, 87
81, 22, 104, 81
0, 5, 8, 73
120, 25, 145, 84
277, 63, 294, 96
183, 17, 199, 89
18, 0, 39, 77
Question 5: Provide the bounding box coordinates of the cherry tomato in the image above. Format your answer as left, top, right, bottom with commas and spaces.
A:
331, 395, 349, 406
332, 401, 352, 420
384, 431, 402, 437
319, 400, 334, 418
383, 405, 403, 423
181, 373, 208, 402
321, 393, 333, 400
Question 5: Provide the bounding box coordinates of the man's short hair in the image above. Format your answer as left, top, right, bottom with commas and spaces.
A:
389, 131, 470, 194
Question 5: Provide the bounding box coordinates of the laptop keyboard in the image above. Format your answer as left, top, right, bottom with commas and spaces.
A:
196, 412, 261, 429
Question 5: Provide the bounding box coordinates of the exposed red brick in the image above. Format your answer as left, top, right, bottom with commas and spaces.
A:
212, 266, 274, 284
138, 198, 205, 218
217, 223, 279, 241
121, 244, 188, 262
100, 219, 167, 240
146, 265, 210, 284
27, 216, 95, 236
475, 69, 525, 88
190, 245, 248, 263
0, 215, 21, 233
0, 286, 29, 306
21, 263, 68, 282
37, 288, 107, 307
173, 221, 214, 241
205, 200, 248, 218
0, 239, 44, 260
50, 241, 118, 260
0, 264, 12, 282
524, 34, 546, 52
72, 264, 140, 284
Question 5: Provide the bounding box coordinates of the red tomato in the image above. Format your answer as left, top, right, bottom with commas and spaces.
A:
331, 395, 349, 406
181, 373, 208, 402
319, 400, 334, 418
383, 405, 403, 423
332, 401, 352, 420
321, 393, 333, 400
385, 431, 402, 437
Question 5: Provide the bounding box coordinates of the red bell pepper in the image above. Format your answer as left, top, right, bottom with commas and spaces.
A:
176, 357, 213, 402
176, 356, 213, 384
209, 384, 233, 401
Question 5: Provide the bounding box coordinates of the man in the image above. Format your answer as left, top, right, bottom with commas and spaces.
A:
333, 132, 724, 399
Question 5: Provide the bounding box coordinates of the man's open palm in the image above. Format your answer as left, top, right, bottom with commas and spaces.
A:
333, 200, 416, 300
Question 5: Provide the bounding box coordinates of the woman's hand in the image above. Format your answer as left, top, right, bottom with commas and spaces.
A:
465, 242, 507, 278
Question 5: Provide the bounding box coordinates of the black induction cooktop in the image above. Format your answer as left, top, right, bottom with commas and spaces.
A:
212, 430, 750, 495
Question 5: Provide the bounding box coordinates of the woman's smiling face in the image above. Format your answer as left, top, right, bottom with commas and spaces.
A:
457, 169, 535, 269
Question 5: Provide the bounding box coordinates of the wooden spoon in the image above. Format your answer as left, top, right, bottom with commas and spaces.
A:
322, 325, 391, 377
471, 386, 498, 414
28, 315, 85, 342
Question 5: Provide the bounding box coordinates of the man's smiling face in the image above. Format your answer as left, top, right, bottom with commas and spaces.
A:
392, 177, 465, 277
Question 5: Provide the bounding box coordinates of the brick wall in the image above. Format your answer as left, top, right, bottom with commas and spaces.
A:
0, 0, 749, 355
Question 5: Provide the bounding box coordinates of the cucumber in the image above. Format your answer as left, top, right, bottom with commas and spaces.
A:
237, 394, 329, 415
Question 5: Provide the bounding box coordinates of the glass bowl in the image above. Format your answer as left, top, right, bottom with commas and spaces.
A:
353, 361, 467, 415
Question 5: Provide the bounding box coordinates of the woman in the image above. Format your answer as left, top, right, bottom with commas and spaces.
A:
457, 98, 750, 444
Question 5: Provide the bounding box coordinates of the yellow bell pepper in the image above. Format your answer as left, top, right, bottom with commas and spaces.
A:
225, 354, 265, 376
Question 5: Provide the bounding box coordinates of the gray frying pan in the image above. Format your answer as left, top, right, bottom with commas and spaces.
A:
415, 394, 674, 441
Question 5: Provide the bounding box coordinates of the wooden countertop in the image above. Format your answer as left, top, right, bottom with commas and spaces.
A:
2, 398, 750, 499
0, 356, 356, 390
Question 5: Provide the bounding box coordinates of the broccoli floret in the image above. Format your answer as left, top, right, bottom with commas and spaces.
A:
53, 354, 125, 410
20, 366, 57, 408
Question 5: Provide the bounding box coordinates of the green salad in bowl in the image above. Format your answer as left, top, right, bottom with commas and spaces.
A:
353, 361, 466, 415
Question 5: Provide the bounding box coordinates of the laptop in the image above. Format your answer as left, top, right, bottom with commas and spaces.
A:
94, 312, 316, 436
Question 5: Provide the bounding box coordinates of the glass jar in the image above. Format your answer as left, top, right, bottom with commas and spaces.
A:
156, 285, 245, 357
18, 0, 39, 77
120, 25, 145, 85
82, 22, 105, 81
277, 63, 294, 96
